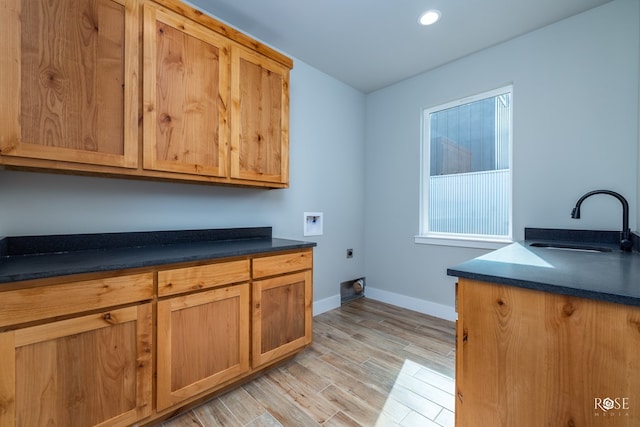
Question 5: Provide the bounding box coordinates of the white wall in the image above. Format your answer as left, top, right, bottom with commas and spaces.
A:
364, 0, 640, 318
0, 60, 367, 314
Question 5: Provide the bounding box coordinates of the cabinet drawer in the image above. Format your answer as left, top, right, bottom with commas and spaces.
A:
0, 273, 154, 328
158, 259, 250, 297
252, 250, 313, 279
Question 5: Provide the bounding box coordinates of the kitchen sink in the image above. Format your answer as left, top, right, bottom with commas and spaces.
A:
529, 242, 613, 253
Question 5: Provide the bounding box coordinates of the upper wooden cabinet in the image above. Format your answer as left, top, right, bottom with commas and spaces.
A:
231, 46, 290, 185
0, 0, 139, 168
0, 0, 293, 188
143, 2, 230, 177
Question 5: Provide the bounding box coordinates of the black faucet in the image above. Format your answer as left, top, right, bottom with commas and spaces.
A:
571, 190, 633, 252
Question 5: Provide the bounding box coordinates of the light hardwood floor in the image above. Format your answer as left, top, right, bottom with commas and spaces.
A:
163, 298, 456, 427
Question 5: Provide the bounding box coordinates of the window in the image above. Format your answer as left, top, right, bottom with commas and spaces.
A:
418, 86, 512, 248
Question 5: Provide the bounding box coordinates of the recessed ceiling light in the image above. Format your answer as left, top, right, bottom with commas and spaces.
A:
419, 9, 441, 26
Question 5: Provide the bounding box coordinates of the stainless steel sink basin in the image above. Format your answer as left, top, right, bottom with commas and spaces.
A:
529, 242, 613, 253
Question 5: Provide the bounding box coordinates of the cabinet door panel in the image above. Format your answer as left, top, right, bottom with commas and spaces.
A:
143, 3, 230, 177
456, 279, 640, 426
0, 304, 152, 427
157, 284, 250, 411
0, 0, 139, 168
252, 271, 312, 367
230, 46, 289, 184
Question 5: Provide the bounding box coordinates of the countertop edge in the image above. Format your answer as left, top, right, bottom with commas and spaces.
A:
447, 228, 640, 307
0, 229, 317, 285
447, 267, 640, 308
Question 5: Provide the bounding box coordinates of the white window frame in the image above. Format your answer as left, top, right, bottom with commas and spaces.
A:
415, 86, 514, 250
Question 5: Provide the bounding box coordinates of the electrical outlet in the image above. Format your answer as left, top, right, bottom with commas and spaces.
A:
346, 248, 353, 258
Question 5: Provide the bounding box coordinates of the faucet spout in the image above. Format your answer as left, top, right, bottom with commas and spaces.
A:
571, 190, 632, 252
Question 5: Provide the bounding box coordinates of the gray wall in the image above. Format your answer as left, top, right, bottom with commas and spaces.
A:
1, 0, 638, 319
364, 0, 640, 317
0, 60, 367, 313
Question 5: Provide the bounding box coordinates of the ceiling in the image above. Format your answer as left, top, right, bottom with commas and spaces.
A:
187, 0, 615, 93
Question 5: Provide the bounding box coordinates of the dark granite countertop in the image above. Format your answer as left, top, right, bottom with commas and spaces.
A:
0, 227, 316, 284
447, 228, 640, 307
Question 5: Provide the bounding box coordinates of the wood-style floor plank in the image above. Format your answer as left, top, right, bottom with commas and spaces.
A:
262, 367, 338, 423
163, 298, 456, 427
217, 387, 266, 425
193, 399, 241, 427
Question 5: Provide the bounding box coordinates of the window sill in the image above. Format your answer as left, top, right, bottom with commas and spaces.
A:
414, 235, 511, 250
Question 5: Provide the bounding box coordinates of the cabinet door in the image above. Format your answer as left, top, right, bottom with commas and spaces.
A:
156, 283, 250, 411
0, 304, 152, 427
230, 45, 289, 185
252, 270, 312, 367
143, 2, 230, 177
0, 0, 139, 168
456, 279, 640, 426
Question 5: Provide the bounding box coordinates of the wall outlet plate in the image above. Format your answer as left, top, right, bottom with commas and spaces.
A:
304, 212, 323, 236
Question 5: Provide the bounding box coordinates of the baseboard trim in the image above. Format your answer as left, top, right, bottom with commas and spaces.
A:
312, 288, 456, 322
313, 294, 341, 316
363, 287, 457, 322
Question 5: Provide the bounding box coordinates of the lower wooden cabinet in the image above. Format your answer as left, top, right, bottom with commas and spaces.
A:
156, 283, 250, 411
252, 270, 313, 368
0, 303, 153, 427
0, 248, 312, 426
456, 278, 640, 426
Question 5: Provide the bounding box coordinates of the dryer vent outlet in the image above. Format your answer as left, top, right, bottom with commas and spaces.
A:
340, 277, 366, 305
